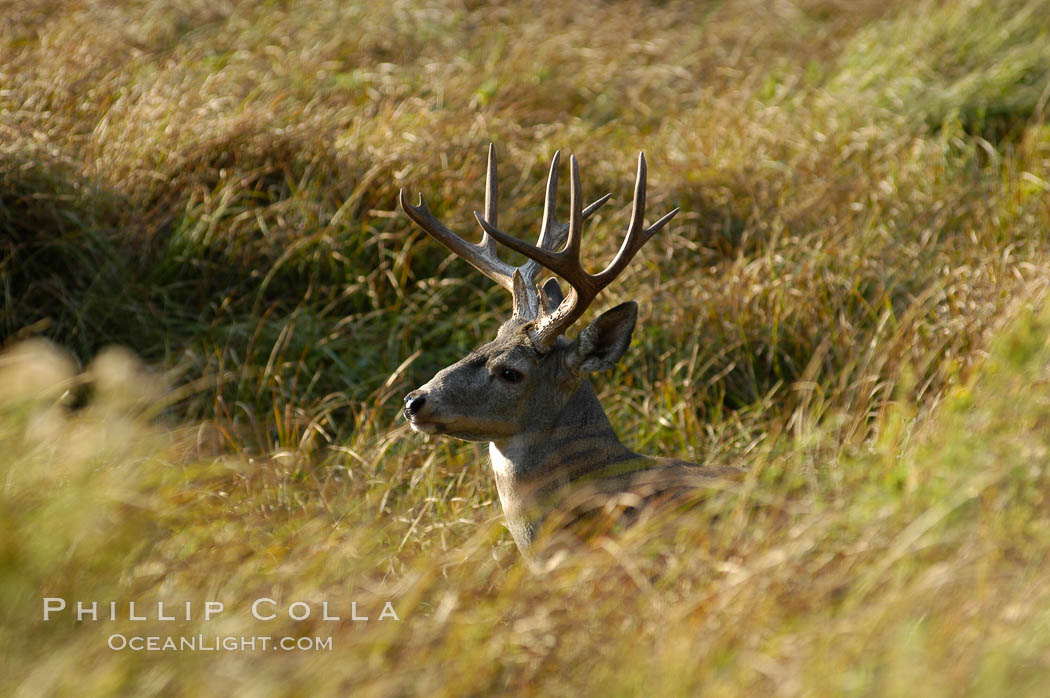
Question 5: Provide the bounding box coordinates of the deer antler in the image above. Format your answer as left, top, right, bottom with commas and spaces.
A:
399, 144, 610, 320
476, 152, 678, 351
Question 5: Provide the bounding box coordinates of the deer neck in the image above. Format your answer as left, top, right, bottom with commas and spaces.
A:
488, 381, 637, 551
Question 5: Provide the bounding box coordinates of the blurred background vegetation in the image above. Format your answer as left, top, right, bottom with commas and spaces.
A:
3, 0, 1050, 695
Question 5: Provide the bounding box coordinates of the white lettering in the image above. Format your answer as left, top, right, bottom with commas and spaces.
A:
251, 598, 276, 620
42, 597, 66, 621
204, 601, 224, 620
379, 602, 400, 621
288, 601, 310, 620
76, 601, 98, 621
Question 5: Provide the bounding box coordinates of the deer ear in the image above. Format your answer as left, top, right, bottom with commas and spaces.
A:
541, 278, 564, 311
568, 302, 637, 373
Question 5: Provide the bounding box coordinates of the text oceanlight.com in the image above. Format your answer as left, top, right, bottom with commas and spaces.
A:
107, 634, 333, 652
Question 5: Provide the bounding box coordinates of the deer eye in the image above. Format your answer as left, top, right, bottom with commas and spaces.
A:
498, 367, 523, 383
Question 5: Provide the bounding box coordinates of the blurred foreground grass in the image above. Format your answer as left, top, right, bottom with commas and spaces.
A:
4, 0, 1050, 694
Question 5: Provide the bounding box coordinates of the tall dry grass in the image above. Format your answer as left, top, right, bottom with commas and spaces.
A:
3, 0, 1050, 695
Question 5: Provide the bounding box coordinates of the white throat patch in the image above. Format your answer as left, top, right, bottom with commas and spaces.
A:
489, 441, 515, 477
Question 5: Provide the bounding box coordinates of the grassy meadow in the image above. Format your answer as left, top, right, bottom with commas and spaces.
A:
4, 0, 1050, 694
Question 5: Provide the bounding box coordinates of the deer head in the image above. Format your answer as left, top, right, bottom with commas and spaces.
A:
399, 145, 678, 445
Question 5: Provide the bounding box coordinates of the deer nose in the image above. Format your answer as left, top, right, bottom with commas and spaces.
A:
403, 392, 426, 419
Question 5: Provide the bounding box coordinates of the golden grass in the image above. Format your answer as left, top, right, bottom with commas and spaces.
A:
3, 0, 1050, 694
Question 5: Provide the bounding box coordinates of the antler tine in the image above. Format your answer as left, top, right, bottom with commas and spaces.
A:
403, 145, 668, 337
475, 154, 601, 347
593, 152, 680, 287
472, 149, 611, 305
484, 142, 498, 227
537, 150, 561, 248
480, 142, 499, 256
518, 151, 564, 290
477, 151, 678, 350
523, 152, 612, 286
566, 154, 585, 263
478, 150, 612, 255
399, 187, 518, 291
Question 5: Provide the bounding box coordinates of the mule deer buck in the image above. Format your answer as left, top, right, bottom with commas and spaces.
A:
400, 145, 737, 555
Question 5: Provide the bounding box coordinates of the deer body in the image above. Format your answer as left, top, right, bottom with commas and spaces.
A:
489, 384, 634, 551
401, 145, 735, 555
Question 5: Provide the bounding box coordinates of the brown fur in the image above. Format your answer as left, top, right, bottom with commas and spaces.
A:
405, 311, 739, 554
